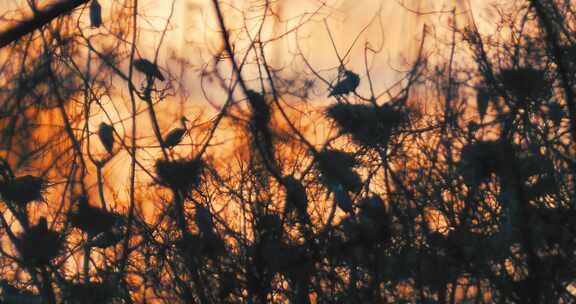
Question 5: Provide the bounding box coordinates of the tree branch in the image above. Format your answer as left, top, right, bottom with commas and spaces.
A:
0, 0, 89, 49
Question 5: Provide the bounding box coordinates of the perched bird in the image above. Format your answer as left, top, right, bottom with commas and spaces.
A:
283, 176, 309, 223
476, 86, 490, 120
98, 122, 114, 154
133, 58, 165, 81
162, 117, 188, 149
195, 206, 214, 235
328, 70, 360, 97
89, 0, 102, 28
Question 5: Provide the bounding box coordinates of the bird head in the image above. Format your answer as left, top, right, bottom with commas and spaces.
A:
180, 116, 189, 129
344, 70, 358, 79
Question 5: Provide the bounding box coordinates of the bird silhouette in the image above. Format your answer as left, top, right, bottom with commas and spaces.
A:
283, 176, 309, 222
328, 70, 360, 97
162, 117, 188, 149
98, 122, 114, 154
89, 0, 102, 28
133, 58, 165, 81
195, 206, 214, 236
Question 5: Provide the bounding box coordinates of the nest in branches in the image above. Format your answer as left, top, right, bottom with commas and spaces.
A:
499, 67, 552, 103
155, 158, 205, 195
316, 150, 362, 193
65, 282, 116, 304
17, 220, 63, 267
326, 103, 407, 148
458, 140, 515, 186
68, 197, 121, 237
0, 175, 45, 206
176, 232, 226, 262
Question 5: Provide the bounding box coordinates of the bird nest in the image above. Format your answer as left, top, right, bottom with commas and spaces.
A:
68, 198, 121, 237
326, 103, 407, 148
0, 175, 45, 206
316, 150, 362, 193
176, 232, 226, 261
17, 221, 63, 267
499, 67, 552, 103
155, 158, 205, 195
458, 140, 515, 186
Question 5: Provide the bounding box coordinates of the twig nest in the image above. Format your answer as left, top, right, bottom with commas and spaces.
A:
177, 231, 226, 261
326, 103, 406, 148
499, 67, 552, 104
17, 218, 63, 267
0, 175, 45, 206
316, 150, 362, 193
65, 281, 116, 304
68, 196, 121, 237
458, 140, 515, 186
155, 158, 205, 195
